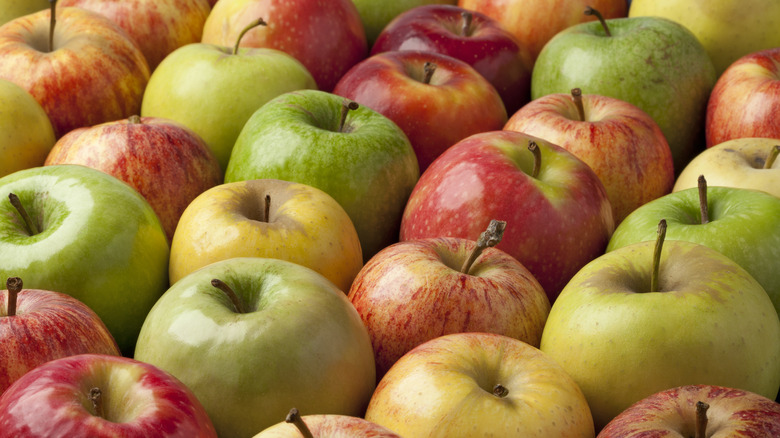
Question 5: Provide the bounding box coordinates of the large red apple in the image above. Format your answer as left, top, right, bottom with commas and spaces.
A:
333, 50, 507, 171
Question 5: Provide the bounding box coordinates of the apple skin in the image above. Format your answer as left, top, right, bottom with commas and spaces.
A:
348, 236, 551, 379
599, 384, 780, 437
400, 130, 614, 302
0, 0, 49, 26
365, 332, 595, 438
540, 239, 780, 430
0, 78, 55, 178
0, 354, 217, 437
44, 116, 223, 243
505, 91, 674, 223
0, 7, 150, 138
169, 179, 363, 292
705, 47, 780, 148
0, 165, 170, 355
370, 4, 532, 114
253, 414, 402, 437
350, 0, 457, 45
333, 50, 508, 172
201, 0, 367, 92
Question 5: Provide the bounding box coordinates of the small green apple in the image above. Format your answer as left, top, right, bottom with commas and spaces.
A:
0, 78, 55, 178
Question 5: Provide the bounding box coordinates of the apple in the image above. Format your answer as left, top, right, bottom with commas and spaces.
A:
504, 88, 674, 223
225, 90, 419, 262
253, 408, 402, 437
350, 0, 456, 46
705, 47, 780, 148
531, 10, 717, 173
541, 221, 780, 430
0, 353, 217, 437
365, 332, 595, 437
0, 0, 48, 26
1, 276, 120, 394
201, 0, 367, 92
0, 4, 150, 138
599, 384, 780, 437
0, 78, 55, 178
674, 139, 780, 198
59, 0, 212, 71
134, 257, 377, 437
333, 50, 508, 172
0, 165, 170, 355
169, 179, 363, 292
370, 4, 532, 114
400, 130, 614, 302
141, 18, 317, 172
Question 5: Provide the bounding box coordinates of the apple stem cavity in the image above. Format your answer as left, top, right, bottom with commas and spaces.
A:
650, 219, 667, 293
460, 11, 473, 36
5, 277, 22, 317
697, 175, 709, 224
764, 145, 780, 169
48, 0, 57, 52
211, 279, 246, 314
571, 88, 586, 121
528, 141, 542, 178
8, 193, 40, 236
695, 401, 710, 438
461, 219, 507, 275
423, 62, 437, 85
285, 408, 314, 438
89, 387, 104, 419
585, 6, 611, 37
492, 384, 509, 398
233, 17, 267, 55
339, 99, 359, 133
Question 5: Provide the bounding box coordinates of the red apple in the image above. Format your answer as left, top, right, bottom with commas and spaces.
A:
254, 408, 402, 437
706, 47, 780, 148
400, 130, 615, 302
201, 0, 367, 92
333, 50, 507, 171
0, 353, 217, 437
505, 88, 674, 222
0, 277, 119, 395
44, 116, 223, 242
0, 4, 150, 138
370, 4, 532, 114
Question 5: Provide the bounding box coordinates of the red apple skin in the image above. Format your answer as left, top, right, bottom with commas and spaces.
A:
0, 354, 217, 437
706, 47, 780, 148
201, 0, 367, 92
598, 385, 780, 437
505, 92, 674, 223
1, 288, 120, 395
255, 414, 402, 437
44, 116, 223, 242
59, 0, 212, 71
0, 7, 150, 138
400, 130, 615, 302
370, 4, 532, 114
348, 236, 550, 379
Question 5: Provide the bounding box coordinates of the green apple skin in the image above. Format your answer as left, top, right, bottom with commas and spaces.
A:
531, 16, 717, 172
225, 89, 419, 262
351, 0, 457, 45
607, 186, 780, 318
141, 43, 317, 172
0, 0, 49, 26
134, 257, 377, 438
0, 78, 55, 178
629, 0, 780, 76
0, 165, 170, 355
540, 239, 780, 430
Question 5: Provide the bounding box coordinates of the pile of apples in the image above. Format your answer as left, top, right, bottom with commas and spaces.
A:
1, 0, 779, 436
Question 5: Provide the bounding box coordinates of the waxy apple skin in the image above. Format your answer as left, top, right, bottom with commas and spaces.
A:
0, 78, 55, 178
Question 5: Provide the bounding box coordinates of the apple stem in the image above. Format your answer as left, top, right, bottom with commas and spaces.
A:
339, 99, 359, 133
8, 193, 39, 236
49, 0, 57, 52
285, 408, 314, 438
695, 401, 709, 438
460, 11, 473, 36
423, 62, 436, 84
650, 219, 667, 293
528, 141, 541, 178
264, 194, 271, 222
89, 387, 104, 419
5, 277, 22, 317
571, 88, 586, 121
492, 384, 509, 398
460, 219, 507, 275
233, 17, 267, 55
764, 145, 780, 169
128, 115, 141, 124
210, 279, 246, 314
585, 6, 611, 37
697, 175, 709, 224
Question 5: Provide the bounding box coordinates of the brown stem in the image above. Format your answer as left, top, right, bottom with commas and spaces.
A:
423, 62, 437, 84
650, 219, 667, 293
8, 193, 39, 236
460, 11, 473, 36
528, 141, 541, 178
285, 408, 314, 438
695, 401, 709, 438
492, 384, 509, 398
128, 115, 141, 124
584, 6, 611, 37
5, 277, 22, 317
460, 219, 507, 275
233, 18, 267, 55
211, 279, 246, 314
697, 175, 709, 224
264, 194, 271, 222
764, 145, 780, 169
339, 99, 359, 133
90, 387, 104, 419
571, 88, 585, 121
49, 0, 57, 52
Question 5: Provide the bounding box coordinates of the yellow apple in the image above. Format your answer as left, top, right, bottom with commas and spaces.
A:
0, 78, 55, 178
0, 0, 49, 26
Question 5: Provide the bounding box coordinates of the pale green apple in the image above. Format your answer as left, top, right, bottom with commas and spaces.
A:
351, 0, 457, 44
0, 78, 55, 178
0, 0, 49, 26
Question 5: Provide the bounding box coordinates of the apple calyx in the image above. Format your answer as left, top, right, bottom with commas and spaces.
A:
697, 175, 709, 224
233, 17, 268, 55
460, 219, 507, 275
339, 99, 360, 133
285, 408, 315, 438
571, 88, 586, 121
5, 277, 22, 317
492, 384, 509, 398
48, 0, 57, 52
8, 193, 40, 236
695, 401, 710, 438
460, 11, 474, 37
764, 145, 780, 169
585, 6, 611, 37
423, 62, 437, 85
210, 279, 247, 314
528, 141, 542, 178
650, 219, 667, 293
89, 387, 104, 419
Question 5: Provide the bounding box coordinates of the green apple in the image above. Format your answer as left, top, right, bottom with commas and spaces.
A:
0, 0, 48, 26
629, 0, 780, 75
225, 90, 419, 262
531, 14, 717, 172
0, 78, 55, 178
0, 165, 170, 355
540, 231, 780, 430
134, 257, 377, 438
351, 0, 457, 45
169, 179, 363, 292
